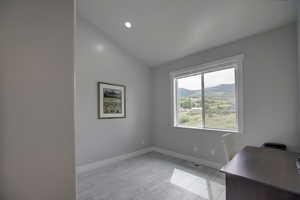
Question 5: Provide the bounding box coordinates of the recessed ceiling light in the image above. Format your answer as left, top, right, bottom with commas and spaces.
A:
124, 21, 132, 29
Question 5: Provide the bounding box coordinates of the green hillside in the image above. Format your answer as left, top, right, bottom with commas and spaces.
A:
178, 83, 234, 99
177, 83, 236, 130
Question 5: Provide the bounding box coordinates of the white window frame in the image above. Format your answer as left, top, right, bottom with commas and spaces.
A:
170, 55, 244, 134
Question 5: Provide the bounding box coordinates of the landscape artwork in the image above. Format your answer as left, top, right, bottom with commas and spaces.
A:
98, 82, 126, 119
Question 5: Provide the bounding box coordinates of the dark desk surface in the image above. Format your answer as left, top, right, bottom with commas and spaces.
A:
220, 146, 300, 195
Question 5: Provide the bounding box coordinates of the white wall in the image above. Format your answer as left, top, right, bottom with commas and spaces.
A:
298, 2, 300, 110
151, 23, 299, 165
0, 1, 75, 200
75, 17, 151, 166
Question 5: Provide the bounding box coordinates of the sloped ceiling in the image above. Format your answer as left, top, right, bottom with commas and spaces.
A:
79, 0, 297, 67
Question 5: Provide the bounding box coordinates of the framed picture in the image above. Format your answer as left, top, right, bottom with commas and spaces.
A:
97, 82, 126, 119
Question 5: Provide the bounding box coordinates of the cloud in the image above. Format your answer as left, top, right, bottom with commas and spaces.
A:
178, 68, 234, 90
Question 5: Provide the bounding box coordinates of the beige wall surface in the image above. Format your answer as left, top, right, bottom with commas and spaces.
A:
0, 1, 76, 199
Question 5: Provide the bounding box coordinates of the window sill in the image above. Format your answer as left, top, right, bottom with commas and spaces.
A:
173, 125, 241, 134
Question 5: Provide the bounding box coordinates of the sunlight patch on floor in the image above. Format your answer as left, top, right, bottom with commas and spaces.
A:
170, 168, 213, 199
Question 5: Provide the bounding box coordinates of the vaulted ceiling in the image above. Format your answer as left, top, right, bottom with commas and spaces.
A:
79, 0, 297, 67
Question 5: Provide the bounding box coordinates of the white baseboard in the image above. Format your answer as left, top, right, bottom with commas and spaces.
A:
152, 147, 223, 169
77, 146, 223, 174
77, 147, 153, 174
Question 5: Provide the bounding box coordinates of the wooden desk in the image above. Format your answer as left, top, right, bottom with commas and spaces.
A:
220, 146, 300, 200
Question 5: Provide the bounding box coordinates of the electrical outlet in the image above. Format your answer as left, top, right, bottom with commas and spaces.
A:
193, 146, 198, 152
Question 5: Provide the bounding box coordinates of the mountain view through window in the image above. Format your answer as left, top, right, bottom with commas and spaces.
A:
176, 67, 237, 131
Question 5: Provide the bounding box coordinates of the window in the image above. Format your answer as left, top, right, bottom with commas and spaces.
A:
171, 55, 243, 133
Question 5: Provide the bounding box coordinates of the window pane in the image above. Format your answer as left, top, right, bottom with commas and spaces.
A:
176, 75, 203, 128
204, 68, 237, 130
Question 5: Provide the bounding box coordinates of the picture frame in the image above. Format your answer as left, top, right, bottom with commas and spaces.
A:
97, 82, 126, 119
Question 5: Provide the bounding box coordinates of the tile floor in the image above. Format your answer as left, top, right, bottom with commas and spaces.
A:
78, 152, 226, 200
